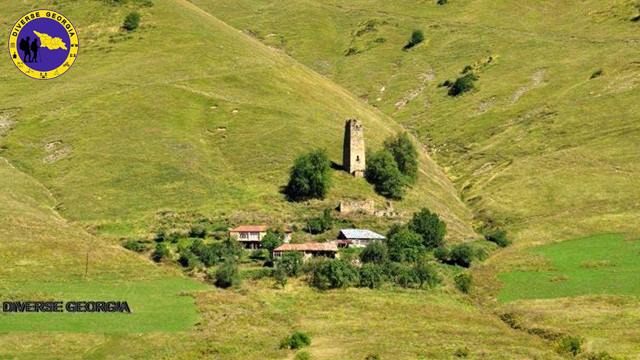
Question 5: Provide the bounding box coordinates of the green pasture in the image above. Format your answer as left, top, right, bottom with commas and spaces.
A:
0, 278, 207, 333
498, 234, 640, 302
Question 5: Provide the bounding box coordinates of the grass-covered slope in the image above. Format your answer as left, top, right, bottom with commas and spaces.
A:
0, 0, 475, 240
191, 0, 640, 244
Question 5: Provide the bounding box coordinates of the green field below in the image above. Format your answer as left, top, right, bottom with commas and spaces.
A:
0, 278, 206, 333
498, 234, 640, 302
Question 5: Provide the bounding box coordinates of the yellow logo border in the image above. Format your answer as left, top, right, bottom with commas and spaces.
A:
8, 10, 79, 80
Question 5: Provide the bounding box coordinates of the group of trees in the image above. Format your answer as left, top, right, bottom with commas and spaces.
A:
302, 208, 446, 290
284, 133, 418, 202
366, 133, 419, 199
284, 149, 332, 201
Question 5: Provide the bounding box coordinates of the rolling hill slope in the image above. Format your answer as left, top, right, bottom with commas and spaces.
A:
191, 0, 640, 244
0, 0, 476, 241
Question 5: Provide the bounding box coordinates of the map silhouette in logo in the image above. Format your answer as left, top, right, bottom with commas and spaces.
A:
8, 10, 79, 79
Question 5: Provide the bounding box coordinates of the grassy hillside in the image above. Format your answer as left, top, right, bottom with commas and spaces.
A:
188, 0, 640, 357
0, 0, 476, 241
191, 0, 640, 244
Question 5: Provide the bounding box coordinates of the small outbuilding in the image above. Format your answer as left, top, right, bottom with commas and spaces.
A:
273, 242, 339, 261
337, 229, 385, 248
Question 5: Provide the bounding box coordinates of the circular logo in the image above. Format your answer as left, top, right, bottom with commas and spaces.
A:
8, 10, 79, 80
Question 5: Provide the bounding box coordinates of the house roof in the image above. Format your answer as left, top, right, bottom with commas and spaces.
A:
230, 225, 292, 233
338, 229, 385, 240
274, 242, 338, 252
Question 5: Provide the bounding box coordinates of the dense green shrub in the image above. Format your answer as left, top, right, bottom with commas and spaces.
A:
413, 260, 441, 288
277, 252, 304, 276
392, 263, 420, 288
360, 241, 389, 264
214, 259, 240, 288
485, 228, 511, 247
308, 259, 359, 290
408, 208, 447, 249
448, 244, 475, 267
385, 228, 425, 262
122, 239, 147, 252
151, 242, 169, 262
122, 11, 141, 31
384, 133, 418, 182
305, 208, 334, 234
359, 263, 386, 289
189, 224, 207, 238
437, 0, 448, 4
365, 149, 406, 199
403, 29, 424, 50
454, 272, 472, 293
178, 249, 201, 270
448, 73, 478, 96
558, 335, 583, 356
433, 246, 449, 263
280, 331, 312, 350
285, 149, 332, 201
454, 346, 470, 358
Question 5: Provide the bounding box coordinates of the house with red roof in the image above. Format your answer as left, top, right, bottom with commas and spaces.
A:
229, 225, 292, 249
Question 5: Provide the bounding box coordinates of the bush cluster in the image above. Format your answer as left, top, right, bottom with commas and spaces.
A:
122, 11, 141, 31
484, 228, 511, 247
280, 331, 312, 350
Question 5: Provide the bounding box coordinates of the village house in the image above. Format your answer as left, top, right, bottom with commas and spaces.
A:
229, 225, 292, 250
337, 229, 385, 248
272, 242, 339, 261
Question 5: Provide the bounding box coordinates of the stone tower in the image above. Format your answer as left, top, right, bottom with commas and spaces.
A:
343, 118, 365, 177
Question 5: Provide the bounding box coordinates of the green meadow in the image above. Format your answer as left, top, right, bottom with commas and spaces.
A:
0, 278, 206, 333
498, 234, 640, 302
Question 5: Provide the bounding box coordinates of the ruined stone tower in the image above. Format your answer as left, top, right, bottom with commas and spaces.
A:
343, 118, 366, 177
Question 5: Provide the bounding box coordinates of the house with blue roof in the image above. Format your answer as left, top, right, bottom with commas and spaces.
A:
337, 229, 385, 248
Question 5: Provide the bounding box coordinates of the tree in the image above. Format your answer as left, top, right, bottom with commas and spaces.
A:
359, 263, 385, 289
359, 241, 388, 265
385, 228, 425, 262
122, 11, 141, 31
273, 264, 288, 289
277, 252, 304, 276
408, 208, 447, 249
261, 229, 284, 259
365, 149, 406, 199
448, 72, 478, 96
403, 29, 424, 50
285, 149, 332, 201
413, 260, 441, 288
449, 244, 475, 268
384, 133, 418, 182
151, 242, 169, 262
214, 259, 240, 288
308, 259, 359, 290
